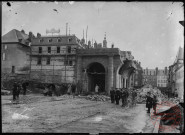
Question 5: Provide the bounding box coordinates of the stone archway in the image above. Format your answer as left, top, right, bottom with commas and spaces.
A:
87, 62, 105, 92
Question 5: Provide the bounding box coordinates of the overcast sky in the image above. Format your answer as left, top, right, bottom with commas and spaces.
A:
2, 1, 184, 69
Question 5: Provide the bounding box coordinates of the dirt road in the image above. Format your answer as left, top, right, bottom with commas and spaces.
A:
2, 94, 156, 133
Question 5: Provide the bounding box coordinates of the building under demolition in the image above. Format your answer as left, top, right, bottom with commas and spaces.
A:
30, 31, 140, 94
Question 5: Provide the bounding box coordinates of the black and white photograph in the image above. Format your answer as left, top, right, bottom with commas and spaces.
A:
1, 1, 184, 133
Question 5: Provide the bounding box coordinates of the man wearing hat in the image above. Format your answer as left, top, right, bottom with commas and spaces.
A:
115, 88, 121, 105
146, 92, 153, 113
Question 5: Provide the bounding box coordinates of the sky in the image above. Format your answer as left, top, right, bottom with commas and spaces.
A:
2, 1, 184, 69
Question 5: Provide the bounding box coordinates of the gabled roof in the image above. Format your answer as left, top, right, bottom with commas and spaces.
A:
2, 29, 29, 44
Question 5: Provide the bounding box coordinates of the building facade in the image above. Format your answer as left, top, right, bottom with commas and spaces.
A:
133, 61, 143, 88
157, 68, 168, 87
168, 46, 184, 100
142, 68, 157, 87
30, 34, 82, 84
2, 29, 31, 86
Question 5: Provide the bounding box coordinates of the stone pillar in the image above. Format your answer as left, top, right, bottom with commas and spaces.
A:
124, 78, 126, 88
108, 55, 114, 94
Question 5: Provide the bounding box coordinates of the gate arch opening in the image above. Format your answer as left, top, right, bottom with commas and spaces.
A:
87, 62, 105, 92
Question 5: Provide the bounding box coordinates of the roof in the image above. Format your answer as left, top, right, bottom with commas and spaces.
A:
2, 29, 29, 44
174, 46, 184, 64
31, 35, 81, 45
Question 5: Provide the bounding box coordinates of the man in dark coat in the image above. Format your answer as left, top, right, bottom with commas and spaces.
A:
71, 83, 76, 98
110, 87, 115, 103
115, 88, 121, 105
124, 89, 129, 107
22, 82, 28, 95
121, 88, 127, 107
146, 92, 153, 113
152, 95, 157, 115
12, 82, 18, 101
16, 82, 21, 100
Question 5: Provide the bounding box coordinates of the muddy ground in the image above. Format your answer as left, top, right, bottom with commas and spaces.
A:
2, 94, 156, 133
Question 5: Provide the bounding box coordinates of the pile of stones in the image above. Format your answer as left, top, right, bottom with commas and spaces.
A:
84, 94, 110, 102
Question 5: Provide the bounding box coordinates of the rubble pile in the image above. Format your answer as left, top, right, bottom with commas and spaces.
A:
136, 87, 165, 103
84, 95, 110, 102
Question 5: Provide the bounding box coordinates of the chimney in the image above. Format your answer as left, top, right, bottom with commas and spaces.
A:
66, 23, 68, 36
165, 67, 167, 75
155, 67, 158, 75
111, 43, 114, 48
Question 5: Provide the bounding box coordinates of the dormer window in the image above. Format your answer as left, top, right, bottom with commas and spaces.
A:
68, 38, 72, 42
39, 39, 44, 42
58, 38, 61, 42
48, 39, 52, 42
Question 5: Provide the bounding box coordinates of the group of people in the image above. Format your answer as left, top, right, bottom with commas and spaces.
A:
110, 87, 138, 108
12, 81, 28, 101
43, 83, 77, 97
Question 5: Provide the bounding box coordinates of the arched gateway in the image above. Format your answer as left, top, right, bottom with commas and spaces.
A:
76, 48, 137, 95
87, 62, 105, 92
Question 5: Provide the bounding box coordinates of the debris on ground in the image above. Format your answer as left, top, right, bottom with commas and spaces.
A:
83, 94, 110, 102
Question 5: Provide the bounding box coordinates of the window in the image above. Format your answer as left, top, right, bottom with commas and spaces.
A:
5, 45, 7, 50
12, 66, 15, 73
64, 60, 68, 66
69, 61, 73, 66
48, 39, 52, 42
39, 39, 43, 42
58, 38, 61, 42
37, 57, 41, 65
3, 53, 5, 60
67, 46, 71, 53
48, 47, 51, 53
39, 47, 42, 53
46, 57, 50, 65
68, 38, 72, 42
57, 47, 60, 53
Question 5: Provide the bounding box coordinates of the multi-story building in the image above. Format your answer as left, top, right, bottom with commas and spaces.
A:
30, 34, 82, 84
168, 46, 184, 100
157, 67, 168, 87
142, 68, 157, 87
2, 29, 31, 88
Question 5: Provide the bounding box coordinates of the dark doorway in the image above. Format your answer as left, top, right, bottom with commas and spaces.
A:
87, 62, 105, 92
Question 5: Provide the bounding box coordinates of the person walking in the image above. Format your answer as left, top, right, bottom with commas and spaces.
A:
110, 87, 115, 103
152, 95, 157, 115
16, 82, 21, 101
12, 82, 18, 102
51, 84, 57, 96
67, 84, 72, 95
121, 88, 127, 107
72, 83, 76, 98
22, 82, 28, 95
146, 92, 153, 113
125, 89, 129, 107
95, 84, 99, 94
115, 88, 121, 105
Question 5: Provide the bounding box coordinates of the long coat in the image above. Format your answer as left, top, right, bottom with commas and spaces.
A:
146, 96, 153, 108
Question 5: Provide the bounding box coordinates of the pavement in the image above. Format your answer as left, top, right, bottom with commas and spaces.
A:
2, 94, 157, 133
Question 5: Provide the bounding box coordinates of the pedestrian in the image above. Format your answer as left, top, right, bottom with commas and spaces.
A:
110, 87, 115, 103
152, 95, 157, 115
48, 84, 53, 96
121, 88, 127, 107
95, 84, 99, 94
146, 92, 153, 113
125, 89, 129, 107
132, 89, 137, 106
16, 82, 21, 100
12, 82, 17, 102
51, 84, 57, 96
22, 82, 28, 95
67, 84, 72, 95
72, 83, 76, 98
115, 88, 121, 105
